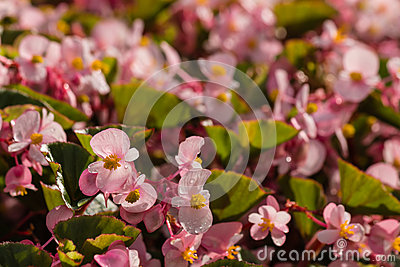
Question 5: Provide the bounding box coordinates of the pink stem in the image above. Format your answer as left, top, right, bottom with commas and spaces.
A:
305, 211, 327, 228
40, 236, 54, 250
166, 218, 174, 237
166, 168, 182, 181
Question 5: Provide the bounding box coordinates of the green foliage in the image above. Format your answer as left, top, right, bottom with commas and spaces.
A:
0, 242, 53, 267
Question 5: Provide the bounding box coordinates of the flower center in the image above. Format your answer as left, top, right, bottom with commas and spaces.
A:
125, 189, 140, 204
30, 133, 43, 145
227, 245, 240, 259
394, 157, 400, 169
306, 103, 318, 114
31, 55, 43, 64
196, 0, 208, 5
190, 193, 206, 209
182, 247, 198, 264
56, 20, 70, 34
211, 65, 227, 76
342, 124, 355, 138
350, 72, 363, 82
140, 36, 150, 46
72, 57, 84, 70
194, 157, 202, 164
15, 185, 27, 196
259, 218, 274, 232
103, 154, 121, 171
216, 93, 229, 102
91, 60, 104, 71
393, 237, 400, 252
339, 220, 355, 239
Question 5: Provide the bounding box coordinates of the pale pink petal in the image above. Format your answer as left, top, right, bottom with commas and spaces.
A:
274, 211, 291, 225
40, 122, 67, 143
18, 60, 47, 83
202, 222, 242, 253
12, 110, 40, 142
259, 205, 277, 220
128, 249, 140, 267
90, 128, 131, 159
348, 223, 364, 243
124, 148, 139, 162
250, 224, 269, 241
334, 78, 374, 103
120, 208, 144, 225
46, 205, 73, 233
79, 169, 99, 196
271, 228, 287, 246
296, 139, 326, 176
164, 250, 188, 267
179, 206, 213, 235
248, 213, 262, 224
175, 136, 204, 166
343, 46, 379, 77
96, 165, 132, 193
4, 165, 33, 188
329, 205, 346, 228
266, 195, 280, 211
317, 229, 340, 244
366, 162, 400, 189
29, 145, 48, 165
296, 84, 309, 110
121, 183, 157, 213
8, 142, 30, 153
178, 168, 211, 196
45, 42, 61, 67
19, 35, 49, 60
143, 204, 165, 233
383, 138, 400, 164
94, 249, 129, 267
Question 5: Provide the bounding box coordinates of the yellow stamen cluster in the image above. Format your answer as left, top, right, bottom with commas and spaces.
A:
306, 103, 318, 114
196, 0, 208, 5
125, 189, 141, 203
216, 93, 229, 103
190, 193, 206, 210
103, 154, 121, 171
393, 237, 400, 252
339, 220, 355, 239
15, 185, 27, 196
227, 245, 240, 260
259, 218, 274, 232
56, 20, 70, 34
194, 157, 203, 164
394, 157, 400, 169
72, 57, 84, 70
350, 72, 363, 82
30, 133, 43, 145
91, 60, 104, 71
31, 55, 44, 64
269, 89, 279, 102
342, 124, 355, 138
140, 36, 150, 46
211, 65, 227, 76
182, 247, 198, 264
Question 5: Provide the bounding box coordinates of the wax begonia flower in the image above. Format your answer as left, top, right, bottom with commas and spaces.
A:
162, 230, 203, 267
4, 165, 37, 197
333, 46, 380, 103
45, 205, 74, 233
201, 222, 243, 262
113, 174, 157, 215
294, 139, 327, 177
8, 109, 66, 165
248, 195, 291, 246
86, 128, 139, 195
383, 138, 400, 168
94, 240, 140, 267
175, 136, 205, 173
172, 168, 213, 235
366, 162, 400, 189
368, 219, 400, 255
317, 203, 364, 245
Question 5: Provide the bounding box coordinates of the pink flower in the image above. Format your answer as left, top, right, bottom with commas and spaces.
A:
129, 235, 161, 267
85, 128, 139, 195
8, 109, 66, 165
3, 165, 37, 197
368, 219, 400, 255
94, 240, 140, 267
113, 174, 157, 214
317, 203, 364, 245
248, 195, 291, 246
172, 169, 213, 235
333, 46, 380, 103
201, 222, 243, 261
175, 136, 204, 174
366, 162, 400, 189
162, 230, 203, 267
383, 138, 400, 168
46, 205, 74, 233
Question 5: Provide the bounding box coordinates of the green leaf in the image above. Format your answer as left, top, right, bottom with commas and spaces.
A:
274, 0, 336, 37
75, 125, 152, 156
111, 82, 199, 128
54, 215, 141, 263
358, 92, 400, 130
58, 240, 84, 267
282, 39, 315, 69
4, 85, 88, 122
279, 176, 326, 238
42, 142, 94, 210
205, 126, 243, 167
339, 159, 400, 215
205, 170, 271, 222
1, 29, 29, 45
238, 120, 298, 151
0, 242, 52, 267
202, 259, 262, 267
41, 182, 65, 211
101, 57, 118, 84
